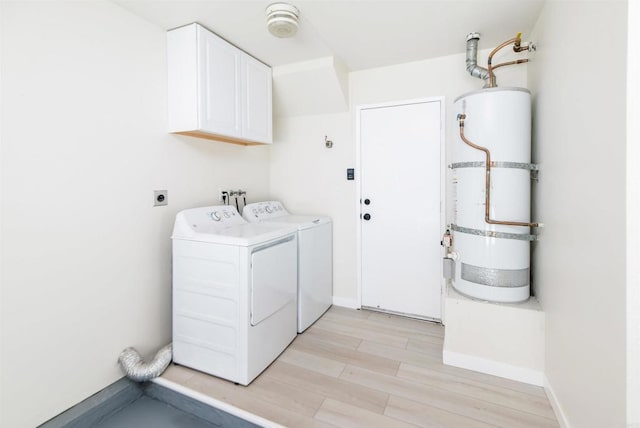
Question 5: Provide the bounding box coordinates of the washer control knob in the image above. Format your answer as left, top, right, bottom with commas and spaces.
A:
210, 211, 221, 221
265, 206, 273, 213
363, 213, 371, 221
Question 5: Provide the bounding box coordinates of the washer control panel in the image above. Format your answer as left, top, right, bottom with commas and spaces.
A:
243, 201, 289, 221
180, 205, 247, 232
206, 206, 244, 224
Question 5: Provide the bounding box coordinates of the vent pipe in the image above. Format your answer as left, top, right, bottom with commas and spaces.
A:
118, 343, 172, 382
465, 32, 489, 82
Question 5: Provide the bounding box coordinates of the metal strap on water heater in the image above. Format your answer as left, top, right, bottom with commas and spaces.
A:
461, 263, 529, 288
449, 161, 538, 171
451, 224, 537, 241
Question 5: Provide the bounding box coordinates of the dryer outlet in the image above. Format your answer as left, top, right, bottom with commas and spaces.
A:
154, 190, 168, 206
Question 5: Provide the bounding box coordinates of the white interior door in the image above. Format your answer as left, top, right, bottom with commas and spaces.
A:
359, 99, 443, 320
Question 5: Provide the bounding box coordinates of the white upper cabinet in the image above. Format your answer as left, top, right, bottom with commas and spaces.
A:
167, 23, 273, 145
197, 25, 242, 139
242, 55, 273, 144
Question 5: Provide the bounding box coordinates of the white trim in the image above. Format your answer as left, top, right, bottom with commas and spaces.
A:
438, 97, 447, 323
544, 374, 571, 428
627, 0, 640, 425
152, 377, 284, 428
355, 97, 446, 321
442, 350, 543, 387
355, 104, 363, 309
332, 296, 360, 309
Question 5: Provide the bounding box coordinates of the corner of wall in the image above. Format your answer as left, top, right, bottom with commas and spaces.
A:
543, 375, 571, 428
272, 57, 349, 117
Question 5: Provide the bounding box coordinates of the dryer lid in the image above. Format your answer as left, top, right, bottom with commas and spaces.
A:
257, 215, 331, 229
243, 201, 331, 228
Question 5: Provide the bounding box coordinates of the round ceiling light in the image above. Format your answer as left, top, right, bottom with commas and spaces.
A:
266, 3, 299, 38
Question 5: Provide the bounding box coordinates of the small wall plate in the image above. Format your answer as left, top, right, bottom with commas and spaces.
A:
154, 190, 168, 206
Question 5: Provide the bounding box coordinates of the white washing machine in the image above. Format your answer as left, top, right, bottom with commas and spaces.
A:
171, 205, 298, 385
243, 201, 332, 333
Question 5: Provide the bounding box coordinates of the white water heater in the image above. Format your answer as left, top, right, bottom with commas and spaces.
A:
451, 87, 536, 303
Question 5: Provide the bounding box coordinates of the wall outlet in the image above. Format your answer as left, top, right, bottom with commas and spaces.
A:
154, 190, 168, 206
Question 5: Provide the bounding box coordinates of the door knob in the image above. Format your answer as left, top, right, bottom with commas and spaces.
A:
364, 199, 371, 205
363, 213, 371, 221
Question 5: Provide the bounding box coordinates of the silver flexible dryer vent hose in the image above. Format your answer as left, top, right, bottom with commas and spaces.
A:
466, 32, 489, 81
118, 343, 172, 382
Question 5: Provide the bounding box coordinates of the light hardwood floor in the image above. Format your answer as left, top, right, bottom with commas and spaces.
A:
162, 306, 558, 427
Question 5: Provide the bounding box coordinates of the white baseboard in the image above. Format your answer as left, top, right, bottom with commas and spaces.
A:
544, 374, 570, 428
332, 296, 360, 309
442, 350, 544, 387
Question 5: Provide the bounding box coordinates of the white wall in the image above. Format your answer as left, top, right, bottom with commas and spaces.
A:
444, 290, 545, 385
269, 49, 527, 304
527, 2, 627, 427
0, 2, 270, 427
270, 113, 355, 304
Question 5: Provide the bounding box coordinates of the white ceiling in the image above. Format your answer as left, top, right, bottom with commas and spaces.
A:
114, 0, 545, 71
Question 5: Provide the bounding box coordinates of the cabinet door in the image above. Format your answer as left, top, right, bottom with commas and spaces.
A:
242, 55, 273, 144
197, 26, 242, 137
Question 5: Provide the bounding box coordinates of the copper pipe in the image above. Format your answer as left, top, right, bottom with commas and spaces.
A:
487, 36, 521, 88
492, 59, 529, 71
458, 114, 539, 228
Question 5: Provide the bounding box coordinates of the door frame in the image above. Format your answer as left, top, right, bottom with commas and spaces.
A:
355, 96, 446, 321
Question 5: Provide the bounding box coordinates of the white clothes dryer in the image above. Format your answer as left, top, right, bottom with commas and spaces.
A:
243, 201, 332, 333
171, 205, 298, 385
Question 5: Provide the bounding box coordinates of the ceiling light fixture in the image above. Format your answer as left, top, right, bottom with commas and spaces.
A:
266, 3, 299, 38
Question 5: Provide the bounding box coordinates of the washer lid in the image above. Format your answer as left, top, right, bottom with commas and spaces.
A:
172, 205, 297, 246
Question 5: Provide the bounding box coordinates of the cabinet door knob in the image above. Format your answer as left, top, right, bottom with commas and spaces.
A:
363, 213, 371, 221
364, 199, 371, 205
